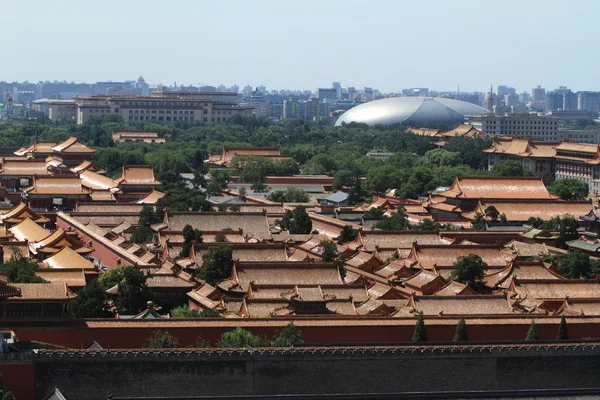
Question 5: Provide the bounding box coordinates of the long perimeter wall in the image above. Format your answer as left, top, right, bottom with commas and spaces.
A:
3, 343, 600, 400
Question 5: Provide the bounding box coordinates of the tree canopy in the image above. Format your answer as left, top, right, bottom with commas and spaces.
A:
196, 245, 234, 285
451, 254, 488, 286
412, 312, 428, 342
114, 267, 152, 315
490, 160, 533, 177
547, 178, 589, 200
147, 330, 178, 348
279, 206, 313, 234
0, 255, 47, 283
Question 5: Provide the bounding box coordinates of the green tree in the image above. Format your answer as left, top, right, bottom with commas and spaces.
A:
179, 224, 203, 258
250, 182, 269, 192
272, 322, 303, 347
147, 330, 178, 348
98, 265, 126, 290
414, 218, 442, 231
425, 148, 462, 166
548, 178, 589, 200
337, 225, 359, 244
206, 170, 229, 196
171, 304, 220, 318
451, 254, 488, 286
195, 335, 212, 348
444, 136, 492, 170
453, 316, 468, 342
114, 267, 151, 315
373, 210, 409, 230
332, 169, 354, 190
218, 327, 269, 348
214, 233, 228, 242
556, 316, 569, 340
131, 225, 154, 243
525, 319, 539, 341
70, 280, 111, 318
317, 240, 339, 262
363, 207, 385, 219
196, 245, 234, 285
412, 312, 428, 343
0, 255, 47, 283
472, 212, 486, 230
490, 160, 532, 177
279, 206, 313, 234
138, 205, 157, 226
556, 249, 591, 279
347, 178, 364, 205
484, 205, 500, 221
267, 187, 309, 202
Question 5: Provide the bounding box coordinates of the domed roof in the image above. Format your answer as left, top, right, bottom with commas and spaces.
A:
334, 97, 488, 127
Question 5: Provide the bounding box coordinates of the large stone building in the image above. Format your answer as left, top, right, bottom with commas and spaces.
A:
467, 113, 559, 141
73, 91, 253, 124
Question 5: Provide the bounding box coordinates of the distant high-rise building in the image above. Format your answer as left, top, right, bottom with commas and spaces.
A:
578, 91, 600, 112
531, 86, 546, 103
242, 85, 253, 96
544, 86, 577, 111
519, 92, 531, 104
504, 94, 520, 107
135, 76, 150, 96
93, 81, 133, 95
317, 88, 338, 101
497, 85, 516, 97
283, 97, 329, 121
402, 88, 429, 97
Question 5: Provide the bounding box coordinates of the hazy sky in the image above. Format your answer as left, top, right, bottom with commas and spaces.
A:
3, 0, 599, 93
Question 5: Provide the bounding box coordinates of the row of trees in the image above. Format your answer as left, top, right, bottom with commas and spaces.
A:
147, 315, 572, 347
412, 313, 571, 342
147, 323, 303, 348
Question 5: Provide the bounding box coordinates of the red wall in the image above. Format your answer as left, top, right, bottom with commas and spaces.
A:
8, 318, 600, 350
56, 215, 134, 268
0, 363, 35, 400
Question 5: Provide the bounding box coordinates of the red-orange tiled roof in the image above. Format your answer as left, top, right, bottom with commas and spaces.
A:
412, 295, 513, 316
439, 176, 555, 200
234, 261, 342, 290
118, 165, 160, 186
52, 137, 95, 153
358, 231, 452, 251
463, 199, 592, 222
23, 176, 91, 195
483, 138, 557, 158
0, 159, 51, 176
35, 269, 87, 288
510, 278, 600, 300
8, 282, 75, 300
42, 246, 96, 270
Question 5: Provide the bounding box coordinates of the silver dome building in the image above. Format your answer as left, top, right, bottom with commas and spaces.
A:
334, 97, 488, 126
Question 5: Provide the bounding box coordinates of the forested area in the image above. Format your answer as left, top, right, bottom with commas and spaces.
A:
0, 115, 520, 198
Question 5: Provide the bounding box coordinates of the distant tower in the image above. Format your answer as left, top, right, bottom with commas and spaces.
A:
486, 83, 494, 111
136, 75, 150, 96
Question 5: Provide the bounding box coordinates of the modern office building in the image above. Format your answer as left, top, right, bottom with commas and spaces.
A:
557, 130, 600, 144
73, 91, 253, 124
467, 113, 559, 141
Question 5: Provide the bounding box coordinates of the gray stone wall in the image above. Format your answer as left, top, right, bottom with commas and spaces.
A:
27, 344, 600, 399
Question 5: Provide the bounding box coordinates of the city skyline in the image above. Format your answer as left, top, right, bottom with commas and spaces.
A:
3, 0, 600, 92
